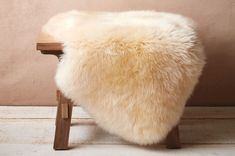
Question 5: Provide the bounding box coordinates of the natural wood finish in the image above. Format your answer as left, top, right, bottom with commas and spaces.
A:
56, 90, 60, 102
37, 32, 63, 58
54, 91, 73, 150
61, 103, 69, 119
165, 126, 181, 149
36, 32, 63, 51
37, 34, 71, 149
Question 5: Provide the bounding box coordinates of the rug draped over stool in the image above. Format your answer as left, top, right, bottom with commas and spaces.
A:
43, 11, 205, 145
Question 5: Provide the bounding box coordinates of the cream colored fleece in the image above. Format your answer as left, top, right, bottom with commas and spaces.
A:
43, 10, 205, 145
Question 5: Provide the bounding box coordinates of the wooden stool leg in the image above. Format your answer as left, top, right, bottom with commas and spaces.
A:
165, 125, 181, 149
54, 91, 73, 150
55, 90, 60, 125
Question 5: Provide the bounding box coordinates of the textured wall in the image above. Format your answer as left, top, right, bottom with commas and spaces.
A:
0, 0, 235, 105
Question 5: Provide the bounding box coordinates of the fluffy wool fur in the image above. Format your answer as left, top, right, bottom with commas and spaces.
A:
43, 10, 205, 145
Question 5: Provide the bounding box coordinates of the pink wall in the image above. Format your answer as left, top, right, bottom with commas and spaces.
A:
0, 0, 235, 106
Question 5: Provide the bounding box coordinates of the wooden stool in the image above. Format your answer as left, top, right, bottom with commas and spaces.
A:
36, 32, 181, 150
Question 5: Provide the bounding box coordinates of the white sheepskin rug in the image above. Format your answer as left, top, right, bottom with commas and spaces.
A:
43, 10, 205, 145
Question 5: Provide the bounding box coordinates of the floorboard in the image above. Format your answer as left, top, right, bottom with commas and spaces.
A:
0, 144, 235, 156
1, 106, 235, 119
0, 106, 234, 156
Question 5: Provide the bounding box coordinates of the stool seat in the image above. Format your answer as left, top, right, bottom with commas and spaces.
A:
37, 32, 63, 55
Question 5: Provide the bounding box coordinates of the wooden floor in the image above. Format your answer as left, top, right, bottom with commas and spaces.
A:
0, 106, 235, 156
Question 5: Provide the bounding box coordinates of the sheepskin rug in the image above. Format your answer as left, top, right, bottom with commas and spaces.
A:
43, 10, 205, 145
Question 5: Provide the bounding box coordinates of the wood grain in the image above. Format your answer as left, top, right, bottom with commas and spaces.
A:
54, 91, 73, 150
61, 103, 69, 119
36, 32, 63, 51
